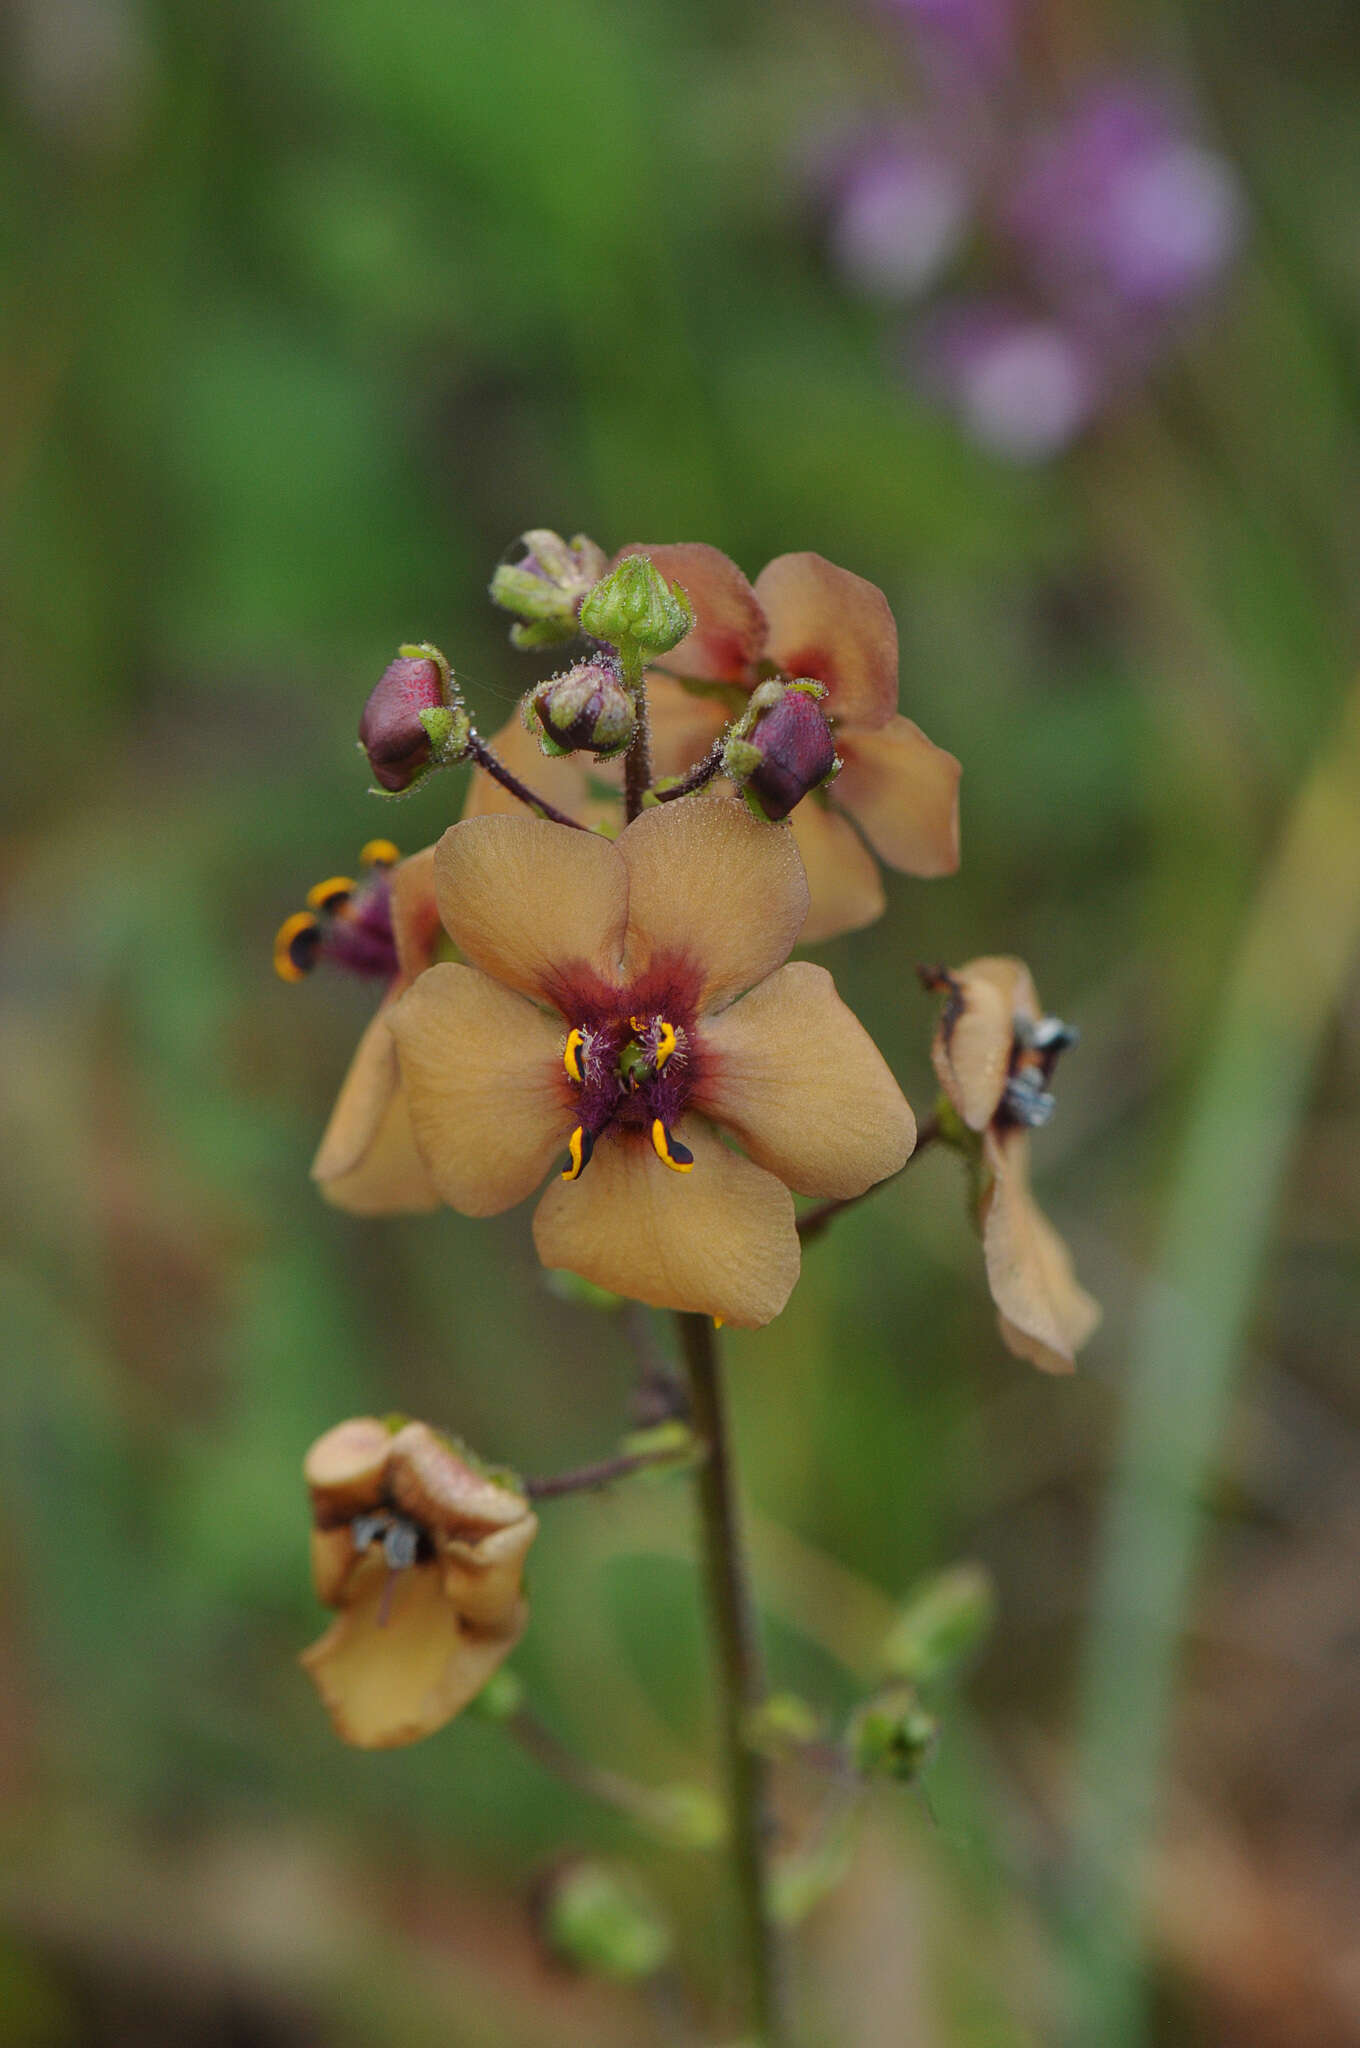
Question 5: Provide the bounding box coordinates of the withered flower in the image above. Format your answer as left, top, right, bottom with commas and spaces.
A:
389, 798, 916, 1328
275, 841, 444, 1215
925, 956, 1099, 1373
302, 1417, 537, 1749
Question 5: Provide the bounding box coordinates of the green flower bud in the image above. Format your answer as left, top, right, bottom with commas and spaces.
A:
645, 1784, 727, 1850
881, 1562, 997, 1687
524, 656, 636, 759
847, 1687, 940, 1784
489, 529, 607, 647
469, 1667, 526, 1721
579, 554, 695, 663
542, 1861, 672, 1982
745, 1692, 824, 1756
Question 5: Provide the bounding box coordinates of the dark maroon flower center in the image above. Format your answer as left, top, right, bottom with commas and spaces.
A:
552, 972, 704, 1180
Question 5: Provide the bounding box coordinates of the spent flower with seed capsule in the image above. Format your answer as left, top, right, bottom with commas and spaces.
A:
301, 1416, 537, 1749
923, 956, 1099, 1372
387, 798, 915, 1327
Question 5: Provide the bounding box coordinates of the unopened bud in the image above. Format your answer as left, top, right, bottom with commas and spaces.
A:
524, 657, 636, 760
490, 529, 607, 649
541, 1860, 672, 1982
847, 1687, 940, 1783
579, 554, 695, 663
723, 679, 838, 823
359, 644, 468, 793
881, 1562, 996, 1687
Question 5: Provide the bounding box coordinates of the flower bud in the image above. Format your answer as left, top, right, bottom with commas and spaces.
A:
880, 1562, 996, 1686
489, 529, 607, 649
723, 679, 838, 822
540, 1860, 672, 1982
524, 656, 637, 760
579, 554, 695, 662
359, 644, 469, 793
847, 1686, 940, 1784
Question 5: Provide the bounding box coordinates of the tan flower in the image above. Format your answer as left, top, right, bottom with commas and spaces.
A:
926, 957, 1099, 1374
280, 842, 446, 1216
388, 797, 916, 1327
301, 1417, 537, 1749
465, 546, 959, 943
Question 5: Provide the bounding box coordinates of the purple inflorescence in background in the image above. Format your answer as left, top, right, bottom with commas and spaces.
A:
822, 16, 1244, 462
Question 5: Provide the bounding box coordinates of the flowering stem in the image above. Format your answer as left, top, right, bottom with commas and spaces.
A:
652, 738, 726, 803
623, 673, 654, 823
677, 1311, 788, 2045
465, 731, 586, 829
524, 1443, 692, 1500
507, 1705, 688, 1832
797, 1115, 940, 1242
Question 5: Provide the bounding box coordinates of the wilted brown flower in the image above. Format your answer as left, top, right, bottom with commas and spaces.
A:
302, 1417, 537, 1749
926, 956, 1099, 1374
389, 798, 916, 1327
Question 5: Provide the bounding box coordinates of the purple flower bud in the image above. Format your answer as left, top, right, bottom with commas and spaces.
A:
726, 684, 838, 822
526, 657, 636, 760
916, 300, 1099, 463
359, 648, 449, 793
828, 130, 970, 301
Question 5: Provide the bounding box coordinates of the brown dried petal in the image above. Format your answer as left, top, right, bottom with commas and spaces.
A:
304, 1416, 393, 1525
980, 1127, 1100, 1375
929, 956, 1040, 1132
386, 1421, 530, 1535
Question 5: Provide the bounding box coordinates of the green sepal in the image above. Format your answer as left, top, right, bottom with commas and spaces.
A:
543, 1862, 672, 1982
880, 1562, 997, 1688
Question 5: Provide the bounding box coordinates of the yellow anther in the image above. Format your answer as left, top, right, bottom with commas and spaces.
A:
561, 1125, 594, 1181
629, 1013, 645, 1033
273, 911, 319, 983
713, 1317, 724, 1330
651, 1119, 694, 1174
654, 1019, 678, 1071
360, 838, 400, 868
564, 1028, 585, 1084
306, 875, 354, 913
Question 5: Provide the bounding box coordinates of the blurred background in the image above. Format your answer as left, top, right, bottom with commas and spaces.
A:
3, 0, 1359, 2041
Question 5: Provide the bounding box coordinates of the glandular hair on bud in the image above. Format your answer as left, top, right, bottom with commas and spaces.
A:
723, 679, 837, 822
359, 646, 455, 793
579, 555, 695, 662
524, 656, 636, 760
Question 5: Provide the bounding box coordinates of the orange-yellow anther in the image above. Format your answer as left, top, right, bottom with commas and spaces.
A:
306, 876, 355, 913
359, 838, 400, 869
564, 1028, 585, 1084
561, 1125, 594, 1181
650, 1120, 694, 1174
273, 911, 319, 983
653, 1019, 678, 1071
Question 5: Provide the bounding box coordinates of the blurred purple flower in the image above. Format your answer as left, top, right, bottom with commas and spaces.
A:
1008, 84, 1244, 326
916, 302, 1100, 463
828, 130, 971, 300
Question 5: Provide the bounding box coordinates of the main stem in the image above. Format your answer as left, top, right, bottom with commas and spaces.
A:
623, 667, 653, 823
676, 1311, 787, 2045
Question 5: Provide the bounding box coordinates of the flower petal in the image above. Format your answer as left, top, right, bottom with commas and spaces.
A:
432, 814, 628, 1003
981, 1127, 1100, 1375
832, 717, 961, 877
461, 712, 620, 833
532, 1117, 800, 1328
389, 963, 569, 1216
390, 845, 444, 978
305, 1417, 392, 1520
755, 552, 898, 728
695, 962, 916, 1197
618, 796, 809, 1011
789, 797, 887, 944
311, 1003, 441, 1215
646, 672, 729, 780
613, 543, 766, 683
439, 1514, 539, 1633
930, 956, 1039, 1131
301, 1554, 526, 1749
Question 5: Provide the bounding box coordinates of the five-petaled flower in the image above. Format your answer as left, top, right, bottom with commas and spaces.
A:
925, 956, 1099, 1374
466, 546, 961, 943
388, 798, 917, 1328
275, 840, 445, 1215
302, 1416, 537, 1749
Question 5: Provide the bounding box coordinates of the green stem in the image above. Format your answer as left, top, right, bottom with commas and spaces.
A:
676, 1311, 787, 2044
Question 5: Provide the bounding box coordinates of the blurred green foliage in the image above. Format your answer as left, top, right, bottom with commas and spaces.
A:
3, 1, 1359, 2043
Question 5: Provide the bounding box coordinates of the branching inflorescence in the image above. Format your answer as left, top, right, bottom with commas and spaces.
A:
273, 532, 1099, 2040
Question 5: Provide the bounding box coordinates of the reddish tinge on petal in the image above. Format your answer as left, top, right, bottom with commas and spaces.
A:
696, 962, 916, 1198
833, 717, 961, 878
533, 1117, 800, 1329
755, 553, 899, 730
612, 543, 766, 685
389, 964, 569, 1216
980, 1126, 1100, 1374
929, 955, 1040, 1132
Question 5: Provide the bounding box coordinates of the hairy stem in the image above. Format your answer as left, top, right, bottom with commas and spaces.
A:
797, 1116, 940, 1242
677, 1311, 787, 2044
623, 674, 654, 823
465, 731, 586, 829
652, 738, 726, 803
